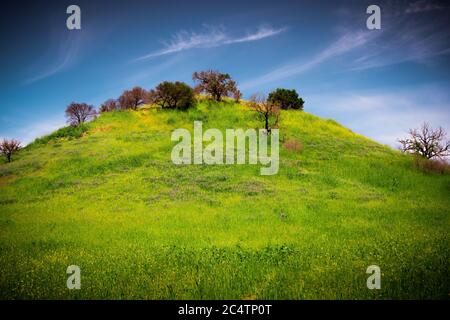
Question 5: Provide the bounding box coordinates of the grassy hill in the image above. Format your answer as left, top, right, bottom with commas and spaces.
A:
0, 100, 449, 299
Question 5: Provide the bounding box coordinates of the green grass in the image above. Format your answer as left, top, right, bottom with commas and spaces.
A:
0, 100, 449, 299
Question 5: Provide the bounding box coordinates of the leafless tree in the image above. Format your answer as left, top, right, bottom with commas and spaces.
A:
0, 139, 21, 163
192, 70, 239, 102
118, 86, 148, 110
65, 102, 97, 126
399, 122, 450, 159
99, 99, 119, 113
248, 94, 280, 133
233, 89, 242, 103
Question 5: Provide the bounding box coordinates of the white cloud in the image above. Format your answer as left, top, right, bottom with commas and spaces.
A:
240, 30, 376, 90
0, 116, 67, 146
346, 2, 450, 71
124, 55, 182, 85
405, 0, 449, 14
24, 32, 83, 85
133, 25, 287, 61
308, 85, 450, 147
242, 3, 450, 90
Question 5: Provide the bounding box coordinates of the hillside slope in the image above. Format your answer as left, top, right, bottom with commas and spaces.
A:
0, 100, 449, 299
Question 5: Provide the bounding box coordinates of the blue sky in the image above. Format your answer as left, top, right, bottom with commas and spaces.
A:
1, 0, 450, 146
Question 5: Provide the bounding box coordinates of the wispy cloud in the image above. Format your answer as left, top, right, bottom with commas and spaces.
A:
24, 32, 82, 85
348, 8, 450, 71
405, 0, 449, 14
240, 30, 375, 90
124, 55, 182, 85
242, 1, 450, 90
133, 25, 287, 61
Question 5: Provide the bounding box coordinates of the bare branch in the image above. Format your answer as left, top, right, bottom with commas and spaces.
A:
399, 122, 450, 159
248, 94, 280, 133
0, 139, 21, 163
192, 70, 239, 102
65, 103, 97, 126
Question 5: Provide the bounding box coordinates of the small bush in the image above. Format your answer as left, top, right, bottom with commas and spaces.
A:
413, 156, 450, 174
283, 139, 303, 152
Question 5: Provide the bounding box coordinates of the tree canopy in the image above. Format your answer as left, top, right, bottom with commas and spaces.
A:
268, 88, 304, 110
192, 70, 239, 102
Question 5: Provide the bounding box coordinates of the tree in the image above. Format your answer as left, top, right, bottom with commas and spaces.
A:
151, 81, 195, 110
118, 86, 148, 110
248, 94, 280, 133
65, 102, 96, 126
0, 139, 21, 163
192, 70, 239, 102
268, 88, 304, 110
99, 99, 119, 113
233, 89, 242, 103
399, 122, 450, 159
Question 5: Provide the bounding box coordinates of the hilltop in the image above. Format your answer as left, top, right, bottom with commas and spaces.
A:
0, 100, 449, 299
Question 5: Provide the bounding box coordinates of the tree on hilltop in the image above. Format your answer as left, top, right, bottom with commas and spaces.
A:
150, 81, 195, 110
233, 89, 242, 103
65, 102, 96, 126
192, 70, 239, 102
268, 88, 304, 110
249, 94, 280, 133
99, 99, 119, 113
399, 122, 450, 159
0, 139, 21, 163
118, 86, 148, 110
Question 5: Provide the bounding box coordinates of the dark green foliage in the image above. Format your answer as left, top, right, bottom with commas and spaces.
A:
268, 88, 304, 110
151, 81, 195, 110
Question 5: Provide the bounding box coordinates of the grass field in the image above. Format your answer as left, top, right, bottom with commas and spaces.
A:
0, 100, 449, 299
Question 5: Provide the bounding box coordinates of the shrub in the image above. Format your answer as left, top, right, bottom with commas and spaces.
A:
413, 156, 450, 174
28, 124, 89, 147
283, 139, 303, 152
151, 81, 195, 110
268, 88, 304, 110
